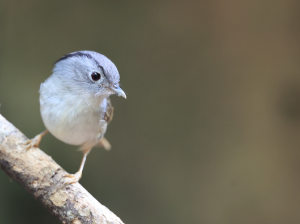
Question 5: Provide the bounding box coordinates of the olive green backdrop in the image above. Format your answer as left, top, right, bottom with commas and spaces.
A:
1, 1, 300, 223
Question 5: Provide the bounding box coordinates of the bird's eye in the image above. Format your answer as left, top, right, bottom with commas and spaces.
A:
91, 72, 101, 81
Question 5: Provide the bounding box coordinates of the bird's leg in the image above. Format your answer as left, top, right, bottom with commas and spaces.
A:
64, 147, 92, 184
23, 130, 49, 150
64, 137, 110, 184
98, 137, 111, 150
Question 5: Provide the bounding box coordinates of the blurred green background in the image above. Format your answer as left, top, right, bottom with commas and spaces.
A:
1, 0, 300, 223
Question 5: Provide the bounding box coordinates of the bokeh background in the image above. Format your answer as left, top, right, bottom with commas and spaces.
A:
1, 1, 300, 223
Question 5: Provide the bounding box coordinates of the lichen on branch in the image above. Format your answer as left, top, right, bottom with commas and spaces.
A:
0, 114, 124, 224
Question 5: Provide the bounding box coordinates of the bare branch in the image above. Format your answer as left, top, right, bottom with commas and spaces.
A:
0, 114, 124, 224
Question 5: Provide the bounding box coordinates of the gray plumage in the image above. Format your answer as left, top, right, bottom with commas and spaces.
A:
22, 50, 126, 184
40, 51, 126, 149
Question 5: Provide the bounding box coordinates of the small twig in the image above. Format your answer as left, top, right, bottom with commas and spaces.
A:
0, 114, 124, 224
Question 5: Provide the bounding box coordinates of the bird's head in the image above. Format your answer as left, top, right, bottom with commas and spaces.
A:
53, 51, 126, 99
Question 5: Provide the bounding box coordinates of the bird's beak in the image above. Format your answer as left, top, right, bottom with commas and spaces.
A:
109, 84, 126, 99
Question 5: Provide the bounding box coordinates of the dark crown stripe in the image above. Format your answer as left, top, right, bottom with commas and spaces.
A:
54, 51, 107, 77
55, 52, 93, 64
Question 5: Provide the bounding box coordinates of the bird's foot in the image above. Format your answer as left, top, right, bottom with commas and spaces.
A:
22, 135, 43, 150
64, 171, 82, 185
22, 130, 48, 151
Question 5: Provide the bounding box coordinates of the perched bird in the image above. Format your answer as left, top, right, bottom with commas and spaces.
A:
24, 51, 126, 184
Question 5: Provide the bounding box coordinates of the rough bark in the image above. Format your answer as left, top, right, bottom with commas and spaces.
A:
0, 114, 124, 224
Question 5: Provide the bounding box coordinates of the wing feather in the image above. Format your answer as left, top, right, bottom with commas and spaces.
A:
103, 97, 114, 123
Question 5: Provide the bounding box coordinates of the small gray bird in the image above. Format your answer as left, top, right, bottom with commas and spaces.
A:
25, 51, 126, 184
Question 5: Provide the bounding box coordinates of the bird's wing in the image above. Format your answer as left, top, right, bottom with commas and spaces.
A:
103, 97, 114, 123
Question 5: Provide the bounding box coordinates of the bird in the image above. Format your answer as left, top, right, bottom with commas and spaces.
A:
24, 51, 126, 184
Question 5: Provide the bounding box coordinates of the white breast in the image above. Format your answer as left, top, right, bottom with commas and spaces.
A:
39, 77, 108, 146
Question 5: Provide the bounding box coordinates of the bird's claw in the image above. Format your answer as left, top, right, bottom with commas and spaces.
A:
22, 135, 42, 150
64, 172, 82, 185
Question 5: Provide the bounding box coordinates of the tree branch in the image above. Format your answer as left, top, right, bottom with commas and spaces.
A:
0, 114, 124, 224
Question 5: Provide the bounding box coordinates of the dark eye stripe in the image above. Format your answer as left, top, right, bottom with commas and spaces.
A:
98, 65, 106, 76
